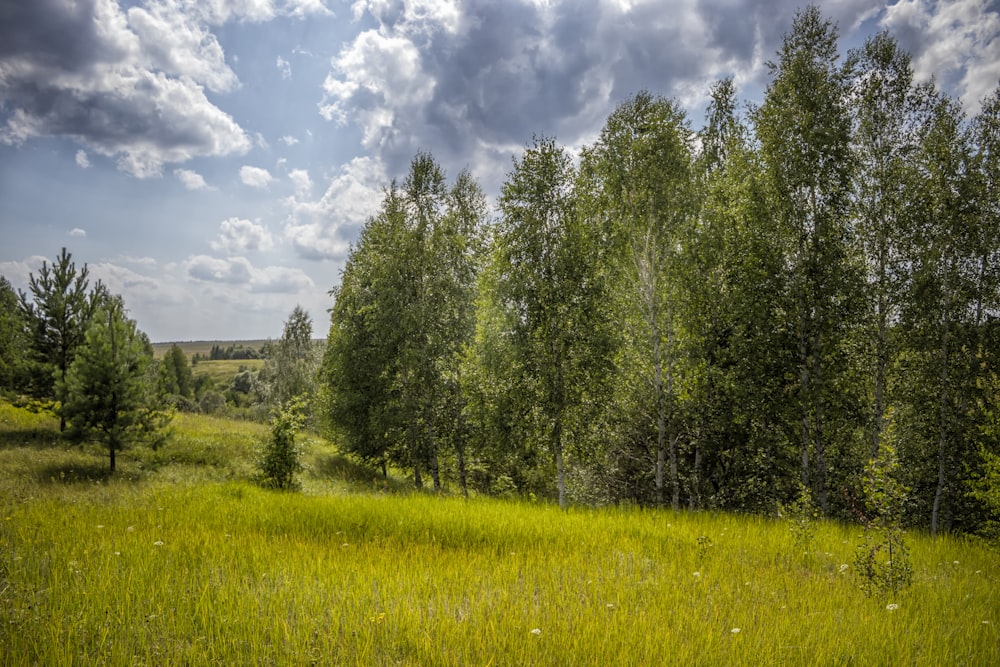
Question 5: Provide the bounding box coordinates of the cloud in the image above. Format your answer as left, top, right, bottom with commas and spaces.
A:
277, 55, 292, 79
318, 0, 1000, 191
75, 150, 91, 169
240, 165, 274, 188
0, 0, 337, 177
69, 228, 87, 237
174, 168, 211, 190
281, 135, 300, 146
185, 254, 314, 293
288, 168, 312, 194
211, 217, 275, 254
881, 0, 1000, 111
283, 156, 386, 261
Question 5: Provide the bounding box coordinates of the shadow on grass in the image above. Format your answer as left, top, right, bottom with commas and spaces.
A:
0, 429, 62, 450
35, 460, 117, 484
311, 452, 409, 492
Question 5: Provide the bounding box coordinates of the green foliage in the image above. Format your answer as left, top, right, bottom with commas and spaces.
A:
783, 483, 819, 555
59, 297, 169, 471
257, 399, 305, 491
19, 248, 107, 419
854, 415, 913, 597
159, 343, 194, 399
0, 275, 31, 393
257, 305, 321, 412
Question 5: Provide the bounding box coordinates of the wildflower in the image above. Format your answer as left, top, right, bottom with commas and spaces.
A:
370, 612, 386, 625
126, 526, 135, 532
153, 540, 164, 546
693, 571, 701, 578
953, 560, 959, 566
839, 564, 849, 574
114, 551, 121, 556
606, 603, 615, 609
886, 603, 899, 611
531, 628, 542, 636
731, 628, 741, 634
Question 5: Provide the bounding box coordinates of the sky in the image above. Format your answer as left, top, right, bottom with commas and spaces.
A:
1, 0, 999, 342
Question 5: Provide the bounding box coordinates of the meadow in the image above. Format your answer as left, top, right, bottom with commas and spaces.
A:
0, 401, 997, 665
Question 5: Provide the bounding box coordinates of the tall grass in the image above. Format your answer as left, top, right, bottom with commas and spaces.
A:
0, 401, 997, 665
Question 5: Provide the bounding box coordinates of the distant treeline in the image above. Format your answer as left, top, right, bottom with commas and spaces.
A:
193, 344, 267, 363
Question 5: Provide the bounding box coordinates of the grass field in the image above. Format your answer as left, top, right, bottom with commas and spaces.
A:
150, 341, 270, 359
0, 401, 997, 665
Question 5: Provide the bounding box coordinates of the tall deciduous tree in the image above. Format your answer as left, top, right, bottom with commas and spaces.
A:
582, 91, 697, 508
260, 305, 320, 410
60, 297, 165, 472
848, 32, 921, 459
756, 6, 862, 513
324, 153, 486, 490
0, 275, 30, 392
493, 136, 614, 509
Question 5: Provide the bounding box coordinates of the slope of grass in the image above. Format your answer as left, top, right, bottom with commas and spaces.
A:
0, 401, 997, 665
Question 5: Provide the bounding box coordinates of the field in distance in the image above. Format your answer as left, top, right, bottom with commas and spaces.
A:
151, 340, 270, 359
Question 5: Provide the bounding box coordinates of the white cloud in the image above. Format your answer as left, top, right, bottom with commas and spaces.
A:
277, 55, 292, 79
75, 150, 91, 169
211, 217, 275, 254
174, 168, 212, 190
283, 156, 386, 260
288, 168, 313, 194
0, 0, 251, 177
185, 254, 314, 293
281, 135, 300, 146
240, 165, 274, 188
881, 0, 1000, 111
69, 228, 87, 238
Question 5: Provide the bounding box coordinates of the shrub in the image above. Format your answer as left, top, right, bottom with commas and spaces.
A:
257, 399, 305, 491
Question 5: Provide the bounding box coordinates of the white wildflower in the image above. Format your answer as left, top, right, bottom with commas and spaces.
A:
531, 628, 542, 636
886, 603, 899, 611
731, 628, 741, 634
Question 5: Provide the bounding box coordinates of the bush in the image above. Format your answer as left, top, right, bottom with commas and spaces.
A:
257, 399, 305, 491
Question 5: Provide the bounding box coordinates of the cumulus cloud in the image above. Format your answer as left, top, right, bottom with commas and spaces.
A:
240, 165, 274, 188
211, 217, 274, 254
283, 156, 386, 261
69, 228, 87, 237
0, 0, 331, 178
174, 168, 211, 190
281, 135, 300, 146
75, 150, 91, 169
881, 0, 1000, 111
186, 254, 314, 293
288, 168, 312, 194
318, 0, 1000, 189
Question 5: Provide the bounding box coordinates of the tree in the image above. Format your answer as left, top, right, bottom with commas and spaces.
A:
755, 6, 863, 513
581, 91, 698, 508
259, 305, 321, 411
492, 136, 614, 508
0, 275, 30, 392
159, 343, 194, 400
323, 153, 486, 490
257, 398, 306, 491
19, 248, 108, 429
848, 32, 921, 459
60, 297, 166, 472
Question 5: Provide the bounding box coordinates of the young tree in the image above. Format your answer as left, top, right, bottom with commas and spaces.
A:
581, 91, 698, 508
159, 343, 194, 400
323, 153, 487, 490
0, 275, 30, 392
60, 297, 166, 472
492, 136, 614, 508
848, 32, 921, 458
259, 305, 321, 411
20, 248, 106, 428
755, 6, 863, 513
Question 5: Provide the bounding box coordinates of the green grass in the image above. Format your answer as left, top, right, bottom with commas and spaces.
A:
0, 401, 997, 665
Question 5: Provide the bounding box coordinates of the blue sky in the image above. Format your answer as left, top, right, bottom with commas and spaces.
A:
2, 0, 999, 342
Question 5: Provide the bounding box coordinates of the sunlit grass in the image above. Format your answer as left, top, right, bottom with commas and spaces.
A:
0, 400, 997, 665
